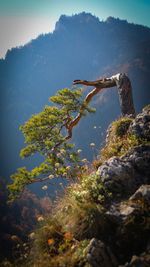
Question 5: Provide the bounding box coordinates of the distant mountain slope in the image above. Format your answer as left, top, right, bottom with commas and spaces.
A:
0, 12, 150, 183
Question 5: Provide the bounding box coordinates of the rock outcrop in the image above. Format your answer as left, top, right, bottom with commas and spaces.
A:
97, 145, 150, 198
15, 105, 149, 267
119, 248, 150, 267
83, 105, 150, 266
129, 105, 150, 141
97, 105, 150, 199
86, 238, 118, 267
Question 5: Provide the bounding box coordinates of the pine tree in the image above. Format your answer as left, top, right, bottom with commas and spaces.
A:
8, 87, 95, 200
8, 73, 135, 200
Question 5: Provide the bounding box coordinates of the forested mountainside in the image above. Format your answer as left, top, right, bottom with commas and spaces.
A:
0, 12, 150, 185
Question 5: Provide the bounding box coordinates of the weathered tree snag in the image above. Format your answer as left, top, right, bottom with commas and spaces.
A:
73, 73, 136, 117
113, 73, 136, 117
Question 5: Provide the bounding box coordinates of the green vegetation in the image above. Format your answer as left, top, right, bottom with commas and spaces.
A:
24, 180, 109, 266
100, 117, 136, 160
21, 166, 115, 266
94, 116, 149, 168
6, 77, 150, 266
23, 112, 149, 266
7, 86, 117, 265
9, 86, 147, 202
8, 88, 95, 201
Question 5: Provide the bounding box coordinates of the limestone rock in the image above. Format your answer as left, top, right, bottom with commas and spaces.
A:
97, 145, 150, 198
129, 184, 150, 202
129, 105, 150, 140
93, 106, 150, 265
119, 249, 150, 267
85, 238, 118, 267
105, 183, 150, 264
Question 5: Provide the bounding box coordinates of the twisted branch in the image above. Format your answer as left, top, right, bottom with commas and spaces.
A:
66, 77, 116, 138
51, 77, 117, 153
51, 73, 135, 151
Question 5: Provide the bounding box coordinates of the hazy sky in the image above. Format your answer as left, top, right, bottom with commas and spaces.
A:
0, 0, 150, 58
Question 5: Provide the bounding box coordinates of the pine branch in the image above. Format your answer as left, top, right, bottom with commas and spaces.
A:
65, 78, 116, 138
50, 77, 117, 151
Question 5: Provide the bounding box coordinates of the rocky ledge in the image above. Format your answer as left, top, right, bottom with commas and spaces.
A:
19, 106, 150, 267
84, 105, 150, 267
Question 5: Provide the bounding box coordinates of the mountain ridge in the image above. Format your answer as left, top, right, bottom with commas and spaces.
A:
2, 12, 150, 61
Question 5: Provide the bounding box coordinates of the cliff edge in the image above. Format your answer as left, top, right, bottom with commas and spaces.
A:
9, 105, 150, 267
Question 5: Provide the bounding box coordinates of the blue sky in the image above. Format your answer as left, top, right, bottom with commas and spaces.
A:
0, 0, 150, 58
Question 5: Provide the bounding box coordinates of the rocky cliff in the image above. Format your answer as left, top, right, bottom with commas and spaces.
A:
3, 105, 150, 267
85, 105, 150, 266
